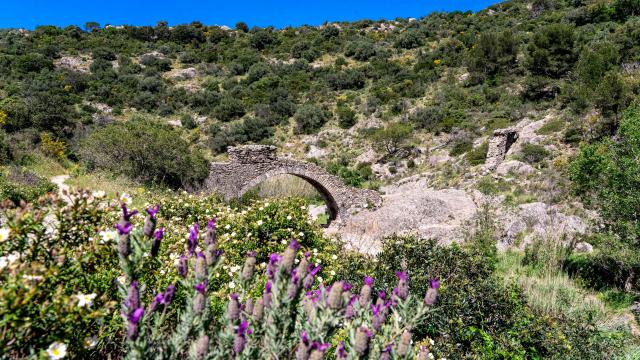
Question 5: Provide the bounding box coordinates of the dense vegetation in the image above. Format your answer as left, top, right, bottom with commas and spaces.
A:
0, 0, 638, 189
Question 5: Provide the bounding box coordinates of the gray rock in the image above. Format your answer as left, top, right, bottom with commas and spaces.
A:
171, 67, 197, 80
485, 128, 519, 170
574, 242, 594, 254
495, 160, 534, 176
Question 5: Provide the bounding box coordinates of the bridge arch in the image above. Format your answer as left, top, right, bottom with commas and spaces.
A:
202, 145, 382, 223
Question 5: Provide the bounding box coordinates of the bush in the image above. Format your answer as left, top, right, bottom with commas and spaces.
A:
80, 117, 208, 188
213, 96, 245, 122
208, 117, 274, 154
394, 30, 424, 49
527, 24, 576, 78
466, 142, 488, 165
293, 104, 329, 135
370, 123, 413, 155
520, 143, 549, 164
0, 167, 57, 204
336, 105, 357, 129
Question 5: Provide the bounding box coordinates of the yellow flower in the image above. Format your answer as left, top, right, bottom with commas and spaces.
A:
433, 59, 442, 65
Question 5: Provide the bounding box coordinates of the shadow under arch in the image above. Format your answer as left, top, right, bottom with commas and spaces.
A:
237, 170, 340, 224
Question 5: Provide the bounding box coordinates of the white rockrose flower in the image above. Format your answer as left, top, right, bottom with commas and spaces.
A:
98, 230, 118, 244
119, 193, 132, 205
0, 228, 10, 242
46, 342, 67, 360
76, 293, 97, 308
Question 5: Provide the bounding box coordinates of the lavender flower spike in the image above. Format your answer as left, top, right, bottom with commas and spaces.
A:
127, 307, 144, 340
359, 276, 374, 305
187, 223, 199, 255
205, 217, 217, 246
395, 271, 409, 300
143, 204, 160, 237
150, 228, 164, 257
177, 254, 189, 278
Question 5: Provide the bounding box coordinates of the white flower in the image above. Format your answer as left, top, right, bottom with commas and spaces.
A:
256, 220, 263, 226
76, 293, 97, 308
229, 281, 236, 289
231, 232, 236, 237
312, 248, 318, 253
429, 338, 435, 346
317, 276, 323, 283
286, 215, 292, 220
331, 255, 338, 260
428, 354, 434, 360
259, 207, 264, 211
301, 205, 306, 209
224, 224, 231, 230
0, 228, 10, 242
47, 342, 67, 359
23, 274, 43, 282
98, 230, 118, 244
117, 275, 127, 285
330, 270, 336, 276
294, 258, 300, 264
84, 337, 98, 349
281, 239, 287, 245
92, 191, 106, 199
119, 193, 132, 205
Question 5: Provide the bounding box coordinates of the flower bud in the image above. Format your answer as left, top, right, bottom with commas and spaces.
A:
233, 334, 246, 355
206, 245, 222, 267
194, 335, 209, 360
143, 212, 157, 237
424, 288, 438, 306
194, 252, 208, 281
205, 217, 217, 247
359, 276, 374, 305
354, 327, 371, 355
327, 281, 344, 310
164, 284, 176, 305
241, 252, 256, 281
245, 297, 254, 316
228, 293, 240, 322
177, 254, 188, 278
150, 228, 163, 257
296, 332, 309, 360
193, 293, 206, 314
187, 223, 199, 255
282, 239, 299, 273
263, 281, 273, 309
396, 330, 412, 356
117, 233, 131, 258
395, 272, 409, 300
253, 298, 264, 320
126, 281, 140, 311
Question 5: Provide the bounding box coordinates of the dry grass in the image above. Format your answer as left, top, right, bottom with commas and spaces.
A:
254, 174, 322, 200
66, 171, 150, 207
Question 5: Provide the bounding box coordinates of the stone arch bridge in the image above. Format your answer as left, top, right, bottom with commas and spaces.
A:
203, 145, 382, 222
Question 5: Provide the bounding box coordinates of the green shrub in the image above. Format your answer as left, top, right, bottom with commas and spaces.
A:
449, 139, 473, 156
0, 167, 57, 204
293, 104, 329, 135
80, 118, 208, 188
213, 96, 245, 122
336, 105, 357, 129
526, 24, 576, 78
466, 142, 488, 165
520, 143, 549, 164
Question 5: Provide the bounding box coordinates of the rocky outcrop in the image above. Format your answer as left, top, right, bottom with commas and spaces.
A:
495, 160, 534, 176
203, 145, 382, 222
331, 177, 479, 254
485, 128, 518, 170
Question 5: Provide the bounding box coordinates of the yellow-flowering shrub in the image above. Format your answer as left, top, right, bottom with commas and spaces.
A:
40, 133, 67, 159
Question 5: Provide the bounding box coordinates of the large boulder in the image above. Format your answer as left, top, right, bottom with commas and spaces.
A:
495, 160, 534, 176
332, 178, 478, 254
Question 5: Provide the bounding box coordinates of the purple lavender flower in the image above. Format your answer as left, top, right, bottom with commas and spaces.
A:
327, 281, 344, 310
266, 253, 280, 280
282, 239, 299, 272
241, 252, 257, 281
430, 279, 440, 289
187, 223, 199, 255
381, 343, 393, 360
164, 284, 176, 304
126, 281, 140, 311
395, 271, 409, 300
194, 251, 208, 281
146, 204, 160, 218
397, 330, 412, 356
149, 291, 165, 313
127, 307, 144, 340
115, 222, 133, 235
205, 217, 217, 246
150, 228, 164, 257
121, 205, 138, 222
263, 281, 273, 308
302, 264, 321, 289
233, 321, 250, 354
195, 335, 209, 360
195, 280, 207, 294
228, 293, 240, 322
354, 327, 372, 355
359, 276, 374, 305
336, 341, 347, 359
177, 254, 188, 278
308, 342, 330, 359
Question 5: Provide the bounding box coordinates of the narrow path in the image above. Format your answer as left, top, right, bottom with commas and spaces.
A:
50, 175, 70, 195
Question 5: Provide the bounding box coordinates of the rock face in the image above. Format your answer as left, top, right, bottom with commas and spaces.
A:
332, 178, 479, 254
170, 67, 197, 80
495, 160, 534, 176
498, 202, 587, 250
203, 145, 382, 222
485, 128, 519, 170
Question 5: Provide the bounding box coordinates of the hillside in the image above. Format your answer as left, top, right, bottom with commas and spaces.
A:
2, 0, 640, 358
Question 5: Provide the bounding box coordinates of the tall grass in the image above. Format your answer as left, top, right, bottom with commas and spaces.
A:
254, 174, 322, 201
497, 238, 607, 321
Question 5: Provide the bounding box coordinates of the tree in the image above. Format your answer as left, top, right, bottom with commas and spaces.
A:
371, 123, 414, 155
614, 0, 640, 20
293, 104, 330, 134
235, 22, 249, 33
527, 24, 576, 78
84, 21, 100, 32
593, 71, 630, 133
467, 30, 517, 81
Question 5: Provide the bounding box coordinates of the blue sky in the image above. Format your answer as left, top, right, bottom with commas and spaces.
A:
0, 0, 500, 29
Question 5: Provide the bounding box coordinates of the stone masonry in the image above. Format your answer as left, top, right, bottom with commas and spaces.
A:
485, 128, 519, 170
203, 145, 383, 223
